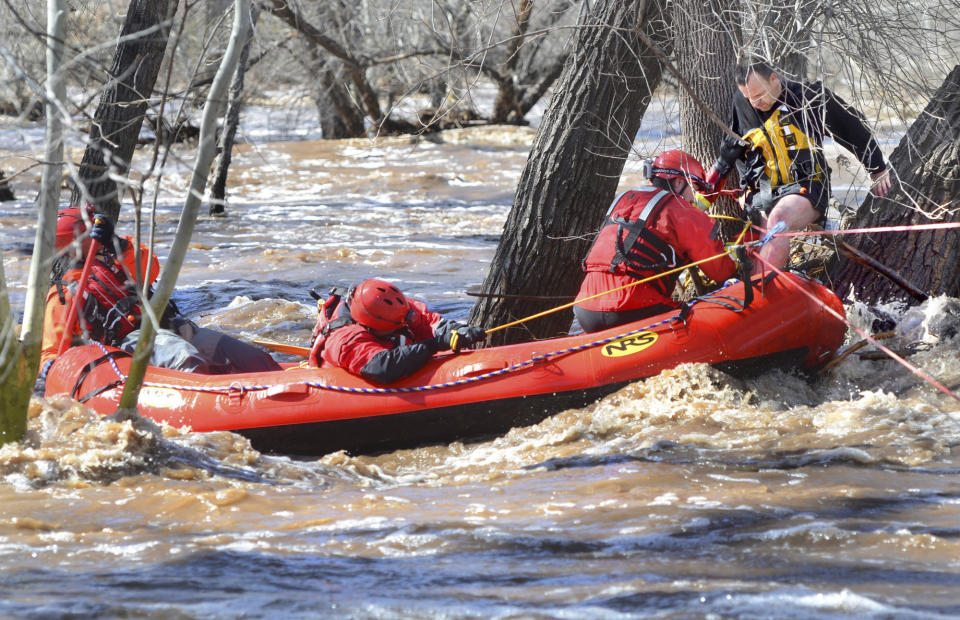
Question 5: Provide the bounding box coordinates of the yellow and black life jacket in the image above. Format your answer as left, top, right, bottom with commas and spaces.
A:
741, 106, 825, 191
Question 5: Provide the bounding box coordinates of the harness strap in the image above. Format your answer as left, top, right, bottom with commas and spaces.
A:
71, 350, 131, 401
55, 280, 67, 305
78, 379, 125, 404
697, 295, 747, 313
606, 190, 676, 295
321, 315, 353, 336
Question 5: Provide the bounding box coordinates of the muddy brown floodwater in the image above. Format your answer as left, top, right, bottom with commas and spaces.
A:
2, 124, 959, 619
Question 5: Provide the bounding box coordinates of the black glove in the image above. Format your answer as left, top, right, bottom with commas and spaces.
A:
711, 138, 749, 182
719, 138, 749, 162
455, 326, 486, 349
430, 320, 461, 352
743, 204, 765, 226
90, 214, 116, 252
430, 330, 455, 352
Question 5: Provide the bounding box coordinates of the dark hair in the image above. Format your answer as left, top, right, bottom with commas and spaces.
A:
736, 57, 776, 85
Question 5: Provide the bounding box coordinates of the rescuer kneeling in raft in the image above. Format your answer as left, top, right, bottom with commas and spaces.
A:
573, 149, 739, 333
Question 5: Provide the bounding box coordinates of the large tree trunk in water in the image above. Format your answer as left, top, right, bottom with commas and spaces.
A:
70, 0, 179, 223
672, 0, 742, 237
311, 57, 365, 139
832, 66, 960, 305
0, 170, 13, 201
673, 0, 739, 165
468, 0, 669, 345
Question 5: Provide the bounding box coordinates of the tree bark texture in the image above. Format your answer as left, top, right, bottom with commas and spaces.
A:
670, 0, 744, 236
70, 0, 179, 223
832, 65, 960, 305
671, 0, 739, 167
468, 0, 669, 345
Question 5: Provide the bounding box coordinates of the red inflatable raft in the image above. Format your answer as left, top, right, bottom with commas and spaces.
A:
44, 271, 847, 456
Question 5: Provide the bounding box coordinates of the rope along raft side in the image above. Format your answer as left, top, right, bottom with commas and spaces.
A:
81, 285, 744, 398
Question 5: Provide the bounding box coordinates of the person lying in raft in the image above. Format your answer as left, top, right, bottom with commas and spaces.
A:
573, 149, 740, 333
308, 278, 486, 384
39, 205, 280, 382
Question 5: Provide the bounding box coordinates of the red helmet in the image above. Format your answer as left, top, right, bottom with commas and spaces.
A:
350, 279, 410, 332
55, 204, 95, 251
649, 150, 708, 192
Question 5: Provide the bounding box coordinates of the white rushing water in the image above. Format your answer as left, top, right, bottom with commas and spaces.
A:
2, 93, 959, 619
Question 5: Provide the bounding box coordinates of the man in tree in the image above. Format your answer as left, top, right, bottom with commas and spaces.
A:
573, 150, 739, 333
308, 278, 485, 384
706, 57, 892, 271
40, 206, 280, 384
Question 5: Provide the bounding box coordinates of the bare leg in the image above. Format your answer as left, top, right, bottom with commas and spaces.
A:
752, 194, 819, 274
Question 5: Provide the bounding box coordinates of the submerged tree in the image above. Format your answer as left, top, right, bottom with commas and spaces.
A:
469, 0, 670, 344
209, 4, 259, 214
833, 66, 960, 303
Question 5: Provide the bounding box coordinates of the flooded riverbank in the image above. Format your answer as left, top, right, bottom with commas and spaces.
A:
2, 107, 959, 618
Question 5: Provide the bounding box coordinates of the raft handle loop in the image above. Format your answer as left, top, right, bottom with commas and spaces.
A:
227, 381, 245, 406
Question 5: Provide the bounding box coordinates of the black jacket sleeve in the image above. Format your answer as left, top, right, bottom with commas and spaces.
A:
360, 340, 439, 384
819, 84, 886, 174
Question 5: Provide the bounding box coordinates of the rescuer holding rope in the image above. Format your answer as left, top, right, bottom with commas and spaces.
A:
573, 150, 739, 333
308, 278, 486, 384
705, 57, 891, 271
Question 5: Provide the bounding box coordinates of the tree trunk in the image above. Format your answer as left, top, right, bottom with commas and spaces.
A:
311, 54, 366, 139
517, 61, 565, 119
672, 0, 739, 166
1, 0, 67, 444
70, 0, 179, 223
757, 0, 809, 80
832, 65, 960, 305
118, 0, 251, 412
491, 0, 533, 124
210, 4, 259, 214
671, 0, 742, 236
0, 170, 13, 201
468, 0, 669, 345
0, 261, 30, 444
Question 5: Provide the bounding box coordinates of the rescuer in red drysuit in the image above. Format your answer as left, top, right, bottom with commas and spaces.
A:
39, 205, 280, 387
573, 149, 740, 333
308, 278, 486, 384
